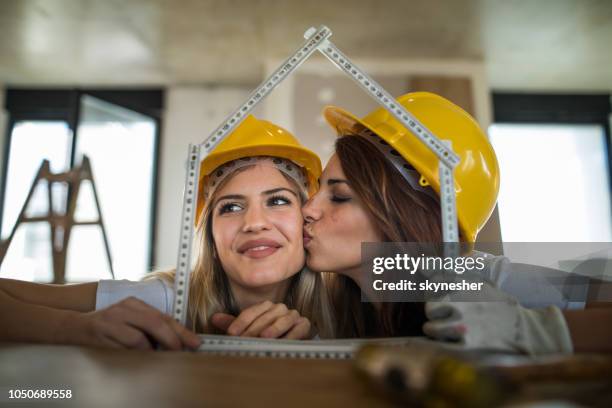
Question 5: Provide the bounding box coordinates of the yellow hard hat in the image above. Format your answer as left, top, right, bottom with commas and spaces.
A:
196, 114, 322, 223
323, 92, 500, 243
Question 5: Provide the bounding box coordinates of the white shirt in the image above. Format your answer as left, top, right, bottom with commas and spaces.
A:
95, 278, 174, 314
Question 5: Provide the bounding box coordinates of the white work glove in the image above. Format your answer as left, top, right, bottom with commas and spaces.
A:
423, 282, 573, 355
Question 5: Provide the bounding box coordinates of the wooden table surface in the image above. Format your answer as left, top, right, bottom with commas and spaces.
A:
0, 343, 392, 408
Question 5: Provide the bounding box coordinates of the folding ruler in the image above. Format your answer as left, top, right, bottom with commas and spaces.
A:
196, 334, 461, 359
172, 26, 461, 335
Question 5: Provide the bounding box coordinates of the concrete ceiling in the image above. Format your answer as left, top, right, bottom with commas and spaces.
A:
0, 0, 611, 91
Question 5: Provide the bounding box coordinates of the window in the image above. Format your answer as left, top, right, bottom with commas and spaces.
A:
1, 89, 162, 282
489, 93, 612, 243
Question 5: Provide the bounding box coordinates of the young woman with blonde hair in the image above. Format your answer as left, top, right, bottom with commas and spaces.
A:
146, 114, 334, 337
0, 115, 334, 348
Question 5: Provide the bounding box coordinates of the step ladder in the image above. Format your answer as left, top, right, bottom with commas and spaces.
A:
0, 156, 114, 283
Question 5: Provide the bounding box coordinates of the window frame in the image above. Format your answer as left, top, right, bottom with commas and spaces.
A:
1, 88, 164, 270
492, 92, 612, 199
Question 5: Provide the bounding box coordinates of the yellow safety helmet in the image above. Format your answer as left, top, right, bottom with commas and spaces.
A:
323, 92, 500, 243
196, 114, 322, 224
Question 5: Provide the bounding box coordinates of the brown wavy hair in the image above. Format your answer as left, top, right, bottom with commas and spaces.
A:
331, 133, 445, 337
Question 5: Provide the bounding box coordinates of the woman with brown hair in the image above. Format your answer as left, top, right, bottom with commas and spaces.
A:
301, 92, 611, 353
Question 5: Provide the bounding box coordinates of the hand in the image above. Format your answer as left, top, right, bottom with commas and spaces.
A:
56, 297, 201, 351
423, 283, 573, 355
210, 301, 313, 339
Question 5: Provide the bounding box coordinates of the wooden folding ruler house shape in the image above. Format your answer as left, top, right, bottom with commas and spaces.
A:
172, 25, 462, 330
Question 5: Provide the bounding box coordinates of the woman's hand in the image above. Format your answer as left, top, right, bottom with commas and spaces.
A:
56, 297, 201, 351
210, 301, 313, 339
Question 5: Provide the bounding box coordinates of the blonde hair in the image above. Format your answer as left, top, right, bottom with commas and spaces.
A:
147, 164, 335, 338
